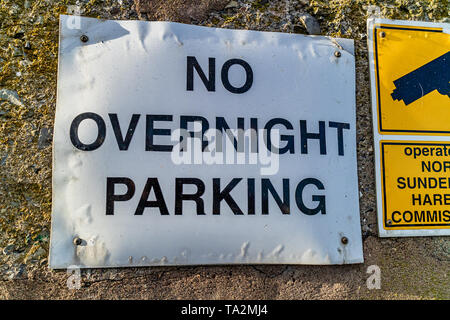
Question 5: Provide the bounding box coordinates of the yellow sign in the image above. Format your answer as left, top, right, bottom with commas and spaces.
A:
373, 24, 450, 134
381, 141, 450, 230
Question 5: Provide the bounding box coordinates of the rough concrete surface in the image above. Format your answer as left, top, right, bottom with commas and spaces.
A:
0, 0, 449, 299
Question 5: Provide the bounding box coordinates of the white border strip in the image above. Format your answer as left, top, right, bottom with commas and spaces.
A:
367, 18, 450, 237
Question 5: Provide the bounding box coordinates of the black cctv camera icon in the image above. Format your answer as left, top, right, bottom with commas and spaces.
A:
391, 51, 450, 106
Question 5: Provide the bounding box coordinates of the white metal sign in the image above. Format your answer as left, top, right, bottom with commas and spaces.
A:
50, 15, 363, 268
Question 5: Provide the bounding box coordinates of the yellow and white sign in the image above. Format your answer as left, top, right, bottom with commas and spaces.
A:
368, 18, 450, 237
372, 21, 449, 134
381, 141, 450, 230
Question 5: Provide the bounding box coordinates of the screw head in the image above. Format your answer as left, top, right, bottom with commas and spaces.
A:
334, 51, 341, 58
80, 35, 89, 43
341, 236, 349, 245
387, 219, 392, 226
380, 31, 386, 38
73, 237, 82, 246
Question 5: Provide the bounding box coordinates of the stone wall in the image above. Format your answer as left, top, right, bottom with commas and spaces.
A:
0, 0, 448, 299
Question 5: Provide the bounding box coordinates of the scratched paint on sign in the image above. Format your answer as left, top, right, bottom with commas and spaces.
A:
368, 18, 450, 237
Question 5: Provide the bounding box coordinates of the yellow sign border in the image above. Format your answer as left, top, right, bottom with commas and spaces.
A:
373, 24, 447, 135
380, 140, 450, 230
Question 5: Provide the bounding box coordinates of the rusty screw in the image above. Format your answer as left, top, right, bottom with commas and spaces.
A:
341, 236, 349, 245
73, 237, 82, 246
334, 51, 341, 58
80, 35, 89, 43
380, 31, 386, 38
